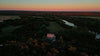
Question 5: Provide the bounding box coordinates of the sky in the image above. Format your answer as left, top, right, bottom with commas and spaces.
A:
0, 0, 100, 11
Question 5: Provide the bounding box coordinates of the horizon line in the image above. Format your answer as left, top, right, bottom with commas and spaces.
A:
0, 9, 100, 12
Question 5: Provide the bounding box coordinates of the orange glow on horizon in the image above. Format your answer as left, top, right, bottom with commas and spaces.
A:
0, 4, 100, 11
0, 0, 100, 11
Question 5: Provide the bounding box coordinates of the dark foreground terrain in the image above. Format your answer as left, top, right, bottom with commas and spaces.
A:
0, 11, 100, 56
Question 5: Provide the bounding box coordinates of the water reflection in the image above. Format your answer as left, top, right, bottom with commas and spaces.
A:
62, 19, 100, 40
96, 34, 100, 40
62, 20, 76, 27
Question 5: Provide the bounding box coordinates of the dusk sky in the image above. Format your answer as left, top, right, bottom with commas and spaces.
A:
0, 0, 100, 11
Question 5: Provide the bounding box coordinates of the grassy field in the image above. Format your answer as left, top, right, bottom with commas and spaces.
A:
47, 21, 65, 32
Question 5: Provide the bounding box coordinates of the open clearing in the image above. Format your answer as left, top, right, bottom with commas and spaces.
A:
47, 21, 64, 32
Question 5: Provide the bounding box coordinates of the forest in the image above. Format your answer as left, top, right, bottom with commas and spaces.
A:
0, 15, 100, 56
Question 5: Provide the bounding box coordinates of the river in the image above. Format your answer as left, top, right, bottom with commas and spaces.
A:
62, 19, 100, 40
